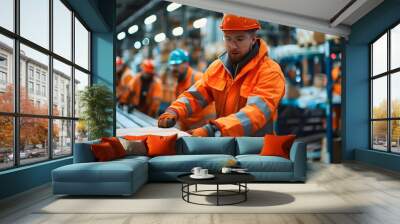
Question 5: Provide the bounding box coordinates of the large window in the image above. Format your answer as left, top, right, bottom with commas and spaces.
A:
0, 0, 91, 171
370, 23, 400, 154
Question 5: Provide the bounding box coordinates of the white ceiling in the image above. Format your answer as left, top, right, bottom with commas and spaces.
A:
170, 0, 384, 37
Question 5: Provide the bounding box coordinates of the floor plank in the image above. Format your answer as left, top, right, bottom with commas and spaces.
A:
1, 161, 400, 224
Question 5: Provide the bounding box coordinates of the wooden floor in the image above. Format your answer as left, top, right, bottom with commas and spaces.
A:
1, 161, 400, 224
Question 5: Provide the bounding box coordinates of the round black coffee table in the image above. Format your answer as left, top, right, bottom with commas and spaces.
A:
177, 173, 255, 206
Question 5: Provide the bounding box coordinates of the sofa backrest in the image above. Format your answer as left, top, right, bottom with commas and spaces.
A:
73, 139, 100, 163
73, 136, 265, 162
177, 137, 236, 155
235, 137, 264, 155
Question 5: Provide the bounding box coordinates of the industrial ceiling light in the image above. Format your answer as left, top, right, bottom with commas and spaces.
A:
144, 14, 157, 25
134, 41, 141, 49
117, 32, 126, 40
154, 33, 166, 43
128, 25, 139, 34
193, 18, 207, 29
142, 37, 150, 46
167, 3, 182, 12
172, 26, 183, 36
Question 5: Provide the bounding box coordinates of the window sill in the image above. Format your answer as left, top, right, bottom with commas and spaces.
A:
0, 156, 72, 175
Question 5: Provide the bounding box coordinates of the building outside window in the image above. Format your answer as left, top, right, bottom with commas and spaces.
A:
35, 83, 40, 95
35, 70, 40, 81
28, 81, 34, 94
42, 85, 46, 97
0, 54, 7, 88
0, 71, 6, 85
41, 73, 46, 83
28, 66, 34, 80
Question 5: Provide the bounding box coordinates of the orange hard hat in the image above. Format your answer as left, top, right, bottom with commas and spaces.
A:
116, 56, 124, 66
141, 59, 155, 74
220, 14, 261, 31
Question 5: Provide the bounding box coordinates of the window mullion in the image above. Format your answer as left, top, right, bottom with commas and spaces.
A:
49, 0, 54, 160
13, 0, 20, 167
71, 11, 76, 154
370, 45, 373, 149
387, 29, 391, 152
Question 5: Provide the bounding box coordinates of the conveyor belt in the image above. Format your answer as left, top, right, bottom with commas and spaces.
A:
116, 107, 158, 128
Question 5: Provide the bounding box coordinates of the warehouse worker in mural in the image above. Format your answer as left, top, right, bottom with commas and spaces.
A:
158, 14, 286, 137
128, 59, 162, 117
116, 57, 134, 109
167, 48, 216, 131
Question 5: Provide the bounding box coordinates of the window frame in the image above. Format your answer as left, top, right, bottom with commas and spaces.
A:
0, 0, 92, 171
370, 20, 400, 154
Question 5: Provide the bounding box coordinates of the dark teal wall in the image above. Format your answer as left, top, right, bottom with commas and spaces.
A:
0, 158, 72, 199
0, 0, 115, 200
345, 0, 400, 171
344, 44, 369, 159
92, 32, 115, 136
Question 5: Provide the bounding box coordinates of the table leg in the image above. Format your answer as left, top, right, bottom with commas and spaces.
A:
217, 184, 219, 206
245, 183, 247, 201
187, 184, 190, 202
195, 184, 197, 192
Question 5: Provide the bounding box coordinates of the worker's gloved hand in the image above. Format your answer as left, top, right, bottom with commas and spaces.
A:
187, 124, 220, 137
158, 109, 178, 128
187, 127, 209, 137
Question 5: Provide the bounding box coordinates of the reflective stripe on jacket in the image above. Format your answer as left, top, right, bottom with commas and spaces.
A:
176, 66, 216, 131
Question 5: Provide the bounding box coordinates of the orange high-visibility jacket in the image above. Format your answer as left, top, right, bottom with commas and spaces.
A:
168, 39, 285, 136
176, 66, 216, 131
116, 69, 133, 105
332, 66, 341, 96
129, 73, 162, 117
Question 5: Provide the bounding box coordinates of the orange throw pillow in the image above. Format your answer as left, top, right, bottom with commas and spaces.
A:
124, 135, 149, 141
260, 134, 296, 159
146, 134, 177, 157
91, 142, 117, 161
101, 137, 126, 158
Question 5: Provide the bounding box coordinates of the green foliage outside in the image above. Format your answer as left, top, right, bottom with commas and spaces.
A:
372, 99, 400, 144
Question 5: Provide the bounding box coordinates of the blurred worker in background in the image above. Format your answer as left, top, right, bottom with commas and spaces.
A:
331, 62, 342, 134
158, 14, 286, 137
128, 59, 162, 117
167, 48, 216, 131
331, 62, 342, 97
116, 57, 134, 109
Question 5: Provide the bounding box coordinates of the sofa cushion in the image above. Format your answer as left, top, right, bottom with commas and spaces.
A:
147, 134, 177, 157
115, 155, 150, 163
148, 154, 235, 172
52, 158, 147, 183
178, 137, 235, 155
91, 142, 118, 161
119, 138, 147, 156
236, 155, 293, 172
101, 137, 127, 158
235, 137, 264, 155
260, 135, 296, 159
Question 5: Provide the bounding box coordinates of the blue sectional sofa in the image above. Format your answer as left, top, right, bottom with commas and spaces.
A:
52, 137, 306, 196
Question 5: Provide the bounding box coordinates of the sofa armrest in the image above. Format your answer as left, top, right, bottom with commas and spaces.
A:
73, 140, 100, 163
289, 141, 307, 182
